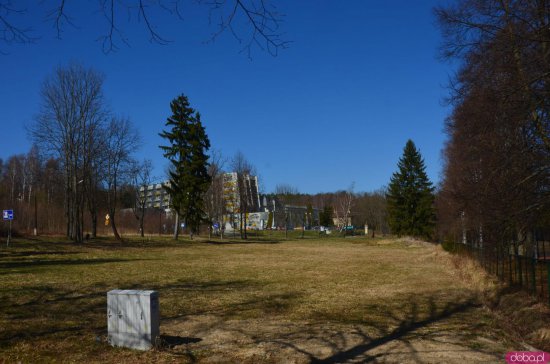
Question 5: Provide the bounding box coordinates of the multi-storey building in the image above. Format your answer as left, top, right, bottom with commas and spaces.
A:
261, 196, 319, 230
222, 172, 261, 213
139, 181, 172, 211
141, 174, 320, 232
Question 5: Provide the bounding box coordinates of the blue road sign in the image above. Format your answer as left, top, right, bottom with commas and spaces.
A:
3, 210, 13, 220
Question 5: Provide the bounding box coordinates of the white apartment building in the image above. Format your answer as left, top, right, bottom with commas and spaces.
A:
222, 172, 261, 213
139, 181, 172, 211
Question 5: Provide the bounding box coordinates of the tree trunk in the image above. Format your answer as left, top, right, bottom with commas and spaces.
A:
110, 210, 122, 241
173, 211, 180, 240
139, 213, 145, 238
91, 212, 97, 238
87, 182, 98, 238
71, 174, 79, 242
243, 212, 248, 240
65, 170, 71, 239
239, 212, 244, 239
106, 175, 122, 241
74, 201, 80, 243
285, 212, 288, 239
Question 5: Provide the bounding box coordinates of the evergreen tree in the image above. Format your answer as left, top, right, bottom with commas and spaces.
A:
159, 94, 211, 239
319, 205, 333, 227
386, 140, 435, 239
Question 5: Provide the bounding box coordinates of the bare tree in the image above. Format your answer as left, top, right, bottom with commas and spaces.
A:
204, 150, 226, 239
275, 184, 298, 196
41, 157, 65, 233
81, 116, 108, 239
231, 151, 256, 239
436, 0, 550, 252
5, 155, 22, 204
104, 116, 140, 241
334, 183, 355, 233
436, 0, 550, 160
30, 63, 108, 243
22, 147, 41, 234
131, 159, 154, 238
353, 189, 388, 237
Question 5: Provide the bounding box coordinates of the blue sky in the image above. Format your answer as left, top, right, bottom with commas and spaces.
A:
0, 1, 452, 194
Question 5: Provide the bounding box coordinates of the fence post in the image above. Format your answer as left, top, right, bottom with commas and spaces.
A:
508, 252, 514, 286
498, 247, 503, 280
518, 254, 523, 287
531, 257, 536, 295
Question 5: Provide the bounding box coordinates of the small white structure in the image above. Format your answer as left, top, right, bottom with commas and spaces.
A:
107, 290, 160, 350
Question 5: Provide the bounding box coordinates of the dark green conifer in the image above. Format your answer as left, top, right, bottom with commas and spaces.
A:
159, 94, 211, 239
319, 205, 333, 227
386, 140, 435, 239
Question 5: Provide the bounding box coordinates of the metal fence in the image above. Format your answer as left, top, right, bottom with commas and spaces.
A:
450, 237, 550, 305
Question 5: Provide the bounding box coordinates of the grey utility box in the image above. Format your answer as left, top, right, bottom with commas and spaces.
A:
107, 289, 160, 350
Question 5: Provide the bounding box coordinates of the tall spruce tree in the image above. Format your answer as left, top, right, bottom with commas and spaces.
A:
159, 94, 211, 239
319, 205, 333, 227
386, 140, 435, 239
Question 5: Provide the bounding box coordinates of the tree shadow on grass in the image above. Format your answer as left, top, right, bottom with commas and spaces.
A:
207, 293, 502, 364
159, 278, 303, 321
0, 277, 292, 350
204, 238, 285, 245
0, 258, 147, 270
309, 298, 481, 363
78, 239, 191, 250
4, 237, 200, 252
155, 279, 254, 292
158, 336, 202, 363
5, 235, 291, 251
0, 250, 82, 258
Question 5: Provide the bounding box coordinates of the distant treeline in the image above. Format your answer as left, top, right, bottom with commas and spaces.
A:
0, 145, 390, 238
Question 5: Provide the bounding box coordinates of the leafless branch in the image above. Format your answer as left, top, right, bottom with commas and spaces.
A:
0, 1, 36, 53
137, 0, 172, 45
97, 0, 130, 54
46, 0, 78, 39
202, 0, 289, 57
1, 0, 288, 56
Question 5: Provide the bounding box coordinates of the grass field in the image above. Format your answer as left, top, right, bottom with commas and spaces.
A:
0, 235, 522, 363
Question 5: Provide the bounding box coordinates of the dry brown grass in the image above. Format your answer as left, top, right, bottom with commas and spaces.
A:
430, 245, 550, 352
432, 246, 498, 296
0, 236, 527, 363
